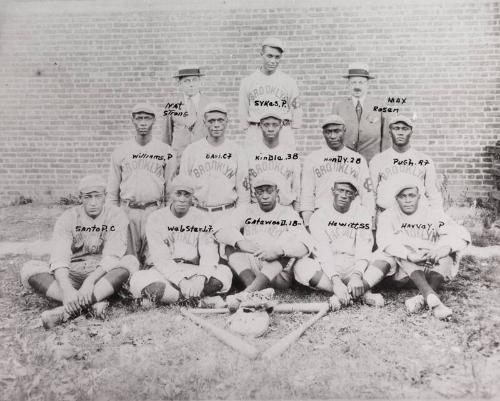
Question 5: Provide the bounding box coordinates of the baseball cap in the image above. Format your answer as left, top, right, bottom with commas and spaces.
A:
78, 174, 107, 194
388, 114, 414, 128
253, 171, 280, 188
170, 175, 196, 194
321, 114, 346, 128
259, 110, 283, 121
132, 103, 156, 117
392, 175, 423, 198
203, 102, 228, 115
332, 175, 359, 194
262, 37, 285, 53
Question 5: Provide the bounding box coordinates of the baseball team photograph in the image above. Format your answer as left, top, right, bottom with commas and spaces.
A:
1, 0, 499, 400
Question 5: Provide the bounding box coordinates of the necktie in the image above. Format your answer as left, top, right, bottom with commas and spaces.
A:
186, 96, 197, 131
356, 100, 362, 123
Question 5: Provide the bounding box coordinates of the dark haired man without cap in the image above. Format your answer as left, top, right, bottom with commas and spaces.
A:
239, 37, 302, 149
20, 175, 138, 329
295, 175, 383, 310
107, 103, 177, 268
366, 176, 470, 319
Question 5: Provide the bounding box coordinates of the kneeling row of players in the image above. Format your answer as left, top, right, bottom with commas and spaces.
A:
21, 171, 470, 329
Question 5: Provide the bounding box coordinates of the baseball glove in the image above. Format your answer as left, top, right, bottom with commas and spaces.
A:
226, 308, 270, 338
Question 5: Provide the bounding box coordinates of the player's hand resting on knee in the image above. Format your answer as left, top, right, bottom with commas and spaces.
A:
179, 275, 206, 298
254, 244, 283, 261
236, 240, 260, 254
407, 250, 428, 265
332, 277, 351, 306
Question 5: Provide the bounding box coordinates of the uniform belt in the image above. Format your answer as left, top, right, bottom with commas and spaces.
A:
196, 202, 236, 212
122, 200, 161, 209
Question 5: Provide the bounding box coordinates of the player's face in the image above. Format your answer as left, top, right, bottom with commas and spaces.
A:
396, 187, 420, 215
179, 76, 201, 97
132, 113, 155, 136
81, 190, 106, 218
171, 190, 193, 214
204, 111, 227, 138
348, 77, 369, 98
332, 183, 356, 212
254, 185, 278, 212
322, 124, 345, 150
260, 46, 282, 74
390, 122, 413, 147
260, 117, 282, 140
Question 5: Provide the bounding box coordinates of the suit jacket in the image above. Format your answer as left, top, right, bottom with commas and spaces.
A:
332, 96, 391, 163
162, 93, 212, 163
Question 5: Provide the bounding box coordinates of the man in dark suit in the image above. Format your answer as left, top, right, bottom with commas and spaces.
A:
162, 66, 212, 166
332, 63, 390, 163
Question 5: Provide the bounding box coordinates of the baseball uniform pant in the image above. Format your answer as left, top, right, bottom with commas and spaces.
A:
244, 124, 296, 149
122, 203, 161, 268
294, 254, 359, 287
371, 249, 458, 286
129, 263, 233, 299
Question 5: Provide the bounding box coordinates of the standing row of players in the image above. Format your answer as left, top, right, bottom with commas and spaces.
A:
20, 37, 471, 328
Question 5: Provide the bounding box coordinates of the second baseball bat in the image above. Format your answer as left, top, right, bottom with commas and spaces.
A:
261, 303, 330, 359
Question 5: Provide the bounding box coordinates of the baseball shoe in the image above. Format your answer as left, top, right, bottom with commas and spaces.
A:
41, 306, 69, 330
405, 294, 425, 313
362, 291, 385, 307
426, 293, 452, 320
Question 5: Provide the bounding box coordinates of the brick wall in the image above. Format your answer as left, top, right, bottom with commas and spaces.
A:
0, 0, 498, 206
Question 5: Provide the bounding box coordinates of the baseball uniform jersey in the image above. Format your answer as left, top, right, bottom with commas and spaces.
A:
309, 203, 373, 280
107, 138, 176, 205
50, 204, 129, 273
179, 137, 250, 208
245, 139, 301, 208
300, 145, 375, 215
370, 147, 443, 211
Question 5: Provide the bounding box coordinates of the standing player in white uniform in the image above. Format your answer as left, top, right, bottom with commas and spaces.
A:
20, 175, 138, 328
238, 37, 302, 149
245, 110, 301, 210
300, 114, 375, 229
294, 176, 383, 308
129, 175, 233, 304
214, 172, 312, 293
107, 103, 177, 267
370, 114, 443, 213
180, 102, 249, 221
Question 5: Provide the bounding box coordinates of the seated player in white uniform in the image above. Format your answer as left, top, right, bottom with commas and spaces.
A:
214, 171, 312, 293
294, 176, 383, 308
129, 175, 233, 304
20, 175, 138, 329
246, 110, 301, 211
366, 176, 470, 319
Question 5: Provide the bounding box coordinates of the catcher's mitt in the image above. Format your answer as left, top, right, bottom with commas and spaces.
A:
226, 309, 270, 338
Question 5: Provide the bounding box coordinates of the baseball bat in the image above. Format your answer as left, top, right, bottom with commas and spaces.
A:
190, 302, 330, 315
261, 303, 330, 359
181, 309, 260, 359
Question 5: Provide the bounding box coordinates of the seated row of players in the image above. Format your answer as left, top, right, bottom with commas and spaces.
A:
21, 102, 470, 328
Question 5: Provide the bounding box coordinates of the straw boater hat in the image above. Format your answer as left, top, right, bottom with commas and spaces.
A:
173, 66, 205, 79
343, 62, 375, 80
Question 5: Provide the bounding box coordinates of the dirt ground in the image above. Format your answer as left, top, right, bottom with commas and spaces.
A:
0, 204, 499, 400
